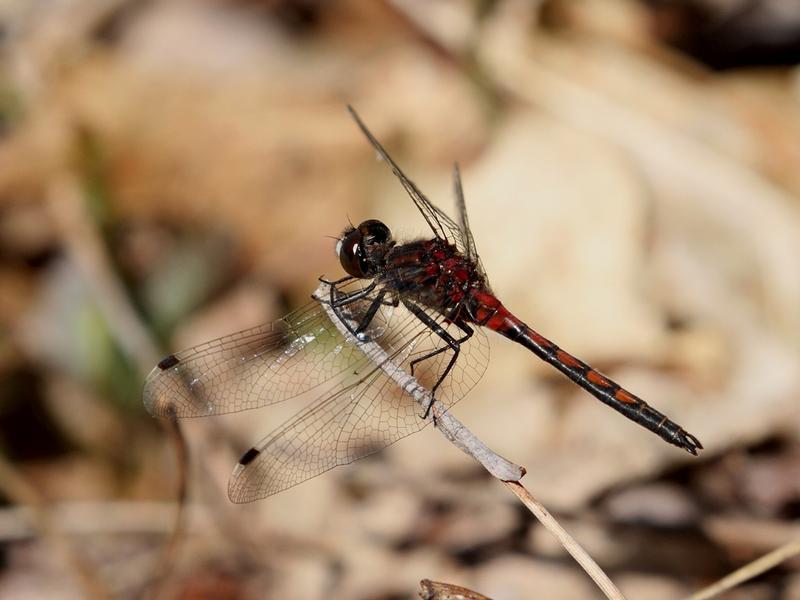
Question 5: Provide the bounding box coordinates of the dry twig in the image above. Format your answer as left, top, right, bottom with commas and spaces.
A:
685, 539, 800, 600
419, 578, 492, 600
144, 414, 190, 600
503, 480, 624, 600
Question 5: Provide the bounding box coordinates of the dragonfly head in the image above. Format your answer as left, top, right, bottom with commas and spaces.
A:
337, 219, 393, 279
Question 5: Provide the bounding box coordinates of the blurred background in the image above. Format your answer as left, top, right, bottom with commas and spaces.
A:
1, 0, 799, 598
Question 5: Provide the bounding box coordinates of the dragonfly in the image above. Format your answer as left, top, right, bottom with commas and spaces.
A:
143, 107, 702, 503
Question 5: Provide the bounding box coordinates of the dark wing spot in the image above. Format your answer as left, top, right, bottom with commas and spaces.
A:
238, 447, 261, 466
157, 354, 180, 370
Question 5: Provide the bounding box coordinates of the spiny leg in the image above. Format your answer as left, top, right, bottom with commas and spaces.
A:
354, 289, 387, 336
329, 279, 375, 308
318, 274, 355, 287
408, 303, 473, 381
403, 301, 474, 419
328, 280, 397, 312
313, 275, 367, 307
331, 284, 399, 339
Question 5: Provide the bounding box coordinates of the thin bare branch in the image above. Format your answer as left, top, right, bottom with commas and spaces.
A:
503, 480, 625, 600
144, 414, 190, 600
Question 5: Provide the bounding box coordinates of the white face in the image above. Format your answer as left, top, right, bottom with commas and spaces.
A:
335, 237, 360, 260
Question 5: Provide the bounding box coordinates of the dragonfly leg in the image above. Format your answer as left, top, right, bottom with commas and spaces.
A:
403, 301, 474, 420
327, 279, 375, 307
355, 289, 387, 335
329, 283, 397, 311
318, 274, 354, 286
353, 290, 399, 334
329, 283, 398, 340
312, 276, 361, 305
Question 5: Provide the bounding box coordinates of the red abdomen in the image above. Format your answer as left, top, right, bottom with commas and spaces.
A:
466, 289, 702, 454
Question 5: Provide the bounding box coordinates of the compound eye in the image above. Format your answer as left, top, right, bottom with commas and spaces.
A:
338, 228, 367, 278
359, 220, 391, 245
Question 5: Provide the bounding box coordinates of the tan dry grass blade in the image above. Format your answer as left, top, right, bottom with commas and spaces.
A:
686, 539, 800, 600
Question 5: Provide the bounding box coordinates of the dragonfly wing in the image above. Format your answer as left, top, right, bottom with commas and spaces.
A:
347, 107, 469, 254
143, 281, 395, 418
227, 302, 490, 502
452, 164, 490, 287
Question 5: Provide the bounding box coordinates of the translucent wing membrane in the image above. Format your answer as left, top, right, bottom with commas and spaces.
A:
348, 107, 484, 270
145, 280, 489, 502
143, 287, 385, 418
452, 164, 490, 286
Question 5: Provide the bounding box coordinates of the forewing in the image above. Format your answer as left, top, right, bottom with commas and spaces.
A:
348, 107, 469, 253
227, 301, 490, 502
143, 282, 394, 418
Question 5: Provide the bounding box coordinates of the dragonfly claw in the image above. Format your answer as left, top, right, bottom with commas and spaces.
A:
420, 395, 436, 421
678, 430, 703, 455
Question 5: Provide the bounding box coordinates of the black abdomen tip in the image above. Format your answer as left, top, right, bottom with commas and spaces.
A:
238, 447, 260, 466
157, 354, 180, 370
